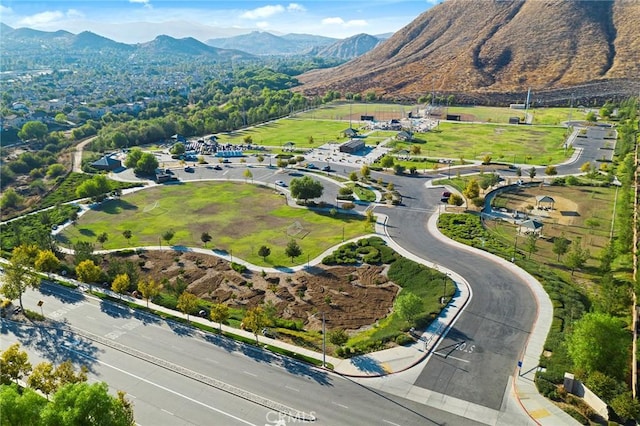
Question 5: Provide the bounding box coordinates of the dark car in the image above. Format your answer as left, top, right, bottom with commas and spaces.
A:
184, 166, 194, 172
321, 165, 331, 172
441, 191, 452, 198
213, 165, 222, 170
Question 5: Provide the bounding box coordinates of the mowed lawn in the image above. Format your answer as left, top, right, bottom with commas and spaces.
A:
393, 122, 569, 164
215, 118, 356, 148
59, 182, 370, 267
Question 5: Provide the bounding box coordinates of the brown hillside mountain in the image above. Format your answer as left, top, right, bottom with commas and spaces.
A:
297, 0, 640, 103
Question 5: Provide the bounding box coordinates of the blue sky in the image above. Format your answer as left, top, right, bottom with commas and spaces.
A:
0, 1, 439, 43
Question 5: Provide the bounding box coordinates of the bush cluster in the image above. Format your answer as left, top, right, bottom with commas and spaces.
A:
322, 237, 398, 265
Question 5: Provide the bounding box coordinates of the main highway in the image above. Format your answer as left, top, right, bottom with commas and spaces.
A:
3, 281, 484, 426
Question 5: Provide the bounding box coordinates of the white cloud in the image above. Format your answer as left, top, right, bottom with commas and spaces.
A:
66, 9, 85, 19
256, 21, 270, 29
241, 5, 285, 20
129, 0, 152, 9
322, 17, 345, 25
0, 5, 13, 15
287, 3, 306, 13
18, 11, 64, 27
321, 17, 368, 28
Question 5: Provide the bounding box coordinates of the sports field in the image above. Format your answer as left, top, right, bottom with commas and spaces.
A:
58, 182, 370, 267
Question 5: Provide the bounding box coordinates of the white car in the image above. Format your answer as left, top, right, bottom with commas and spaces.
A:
275, 180, 287, 187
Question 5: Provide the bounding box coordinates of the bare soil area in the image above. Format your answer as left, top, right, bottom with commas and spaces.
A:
103, 250, 398, 332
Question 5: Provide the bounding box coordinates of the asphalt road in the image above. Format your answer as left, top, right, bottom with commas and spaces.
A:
3, 281, 485, 426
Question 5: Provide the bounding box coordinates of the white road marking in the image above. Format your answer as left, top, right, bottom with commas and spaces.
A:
284, 385, 299, 392
243, 371, 257, 377
161, 409, 174, 416
86, 316, 96, 320
383, 420, 401, 426
63, 346, 257, 426
433, 352, 470, 363
206, 358, 219, 364
331, 401, 349, 409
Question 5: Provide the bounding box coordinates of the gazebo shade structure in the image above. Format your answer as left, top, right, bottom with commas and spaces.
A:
535, 195, 555, 209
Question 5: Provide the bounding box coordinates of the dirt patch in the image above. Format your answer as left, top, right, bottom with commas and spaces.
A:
514, 194, 579, 225
102, 250, 398, 332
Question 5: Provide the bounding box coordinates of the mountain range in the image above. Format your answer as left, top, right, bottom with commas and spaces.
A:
0, 24, 383, 62
297, 0, 640, 102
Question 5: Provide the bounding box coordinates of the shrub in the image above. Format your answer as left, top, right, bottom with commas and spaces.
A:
395, 334, 414, 346
231, 263, 247, 273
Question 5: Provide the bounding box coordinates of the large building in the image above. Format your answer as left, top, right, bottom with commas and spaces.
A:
339, 139, 365, 154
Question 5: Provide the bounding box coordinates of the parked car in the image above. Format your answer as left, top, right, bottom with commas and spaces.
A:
262, 328, 277, 338
213, 165, 222, 170
184, 166, 194, 172
441, 191, 451, 198
321, 165, 331, 172
306, 163, 317, 169
275, 180, 287, 187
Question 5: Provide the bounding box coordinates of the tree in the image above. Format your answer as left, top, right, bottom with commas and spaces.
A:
34, 249, 60, 274
135, 152, 159, 175
410, 145, 421, 156
177, 292, 198, 322
97, 232, 109, 248
328, 329, 349, 346
285, 239, 302, 262
162, 229, 175, 246
73, 241, 96, 265
76, 174, 112, 201
552, 235, 570, 261
40, 382, 135, 426
585, 111, 597, 122
524, 233, 538, 259
567, 312, 629, 380
0, 343, 31, 384
290, 176, 323, 204
564, 239, 590, 275
610, 392, 640, 423
200, 232, 212, 247
18, 121, 48, 141
137, 278, 160, 308
243, 306, 269, 343
75, 259, 102, 291
54, 360, 88, 387
1, 245, 41, 310
122, 230, 132, 244
243, 168, 253, 182
1, 188, 24, 209
210, 303, 229, 333
580, 162, 592, 173
349, 171, 358, 182
170, 142, 185, 155
448, 194, 464, 206
27, 361, 57, 399
462, 178, 480, 200
0, 383, 47, 425
258, 245, 271, 261
380, 156, 394, 169
544, 165, 557, 177
256, 155, 264, 165
515, 167, 522, 177
394, 292, 422, 322
111, 274, 130, 299
124, 148, 143, 168
528, 167, 536, 181
360, 164, 371, 180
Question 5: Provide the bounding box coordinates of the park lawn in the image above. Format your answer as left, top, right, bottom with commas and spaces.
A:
296, 102, 420, 121
346, 183, 376, 202
391, 122, 570, 165
446, 106, 589, 126
58, 182, 371, 267
214, 118, 358, 148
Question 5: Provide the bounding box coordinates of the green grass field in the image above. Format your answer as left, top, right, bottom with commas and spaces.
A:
58, 182, 371, 267
296, 102, 421, 121
215, 118, 358, 149
390, 122, 570, 165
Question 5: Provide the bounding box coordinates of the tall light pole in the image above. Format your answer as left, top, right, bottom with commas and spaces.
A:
311, 312, 326, 368
442, 273, 447, 304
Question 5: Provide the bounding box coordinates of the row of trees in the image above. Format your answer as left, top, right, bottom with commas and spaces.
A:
1, 344, 134, 425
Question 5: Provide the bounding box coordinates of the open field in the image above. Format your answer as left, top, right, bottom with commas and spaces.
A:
215, 118, 358, 149
486, 184, 618, 288
390, 122, 569, 164
446, 106, 589, 125
296, 102, 421, 121
58, 182, 371, 267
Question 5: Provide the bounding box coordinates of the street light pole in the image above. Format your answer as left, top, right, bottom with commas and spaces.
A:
442, 274, 447, 304
322, 311, 326, 368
